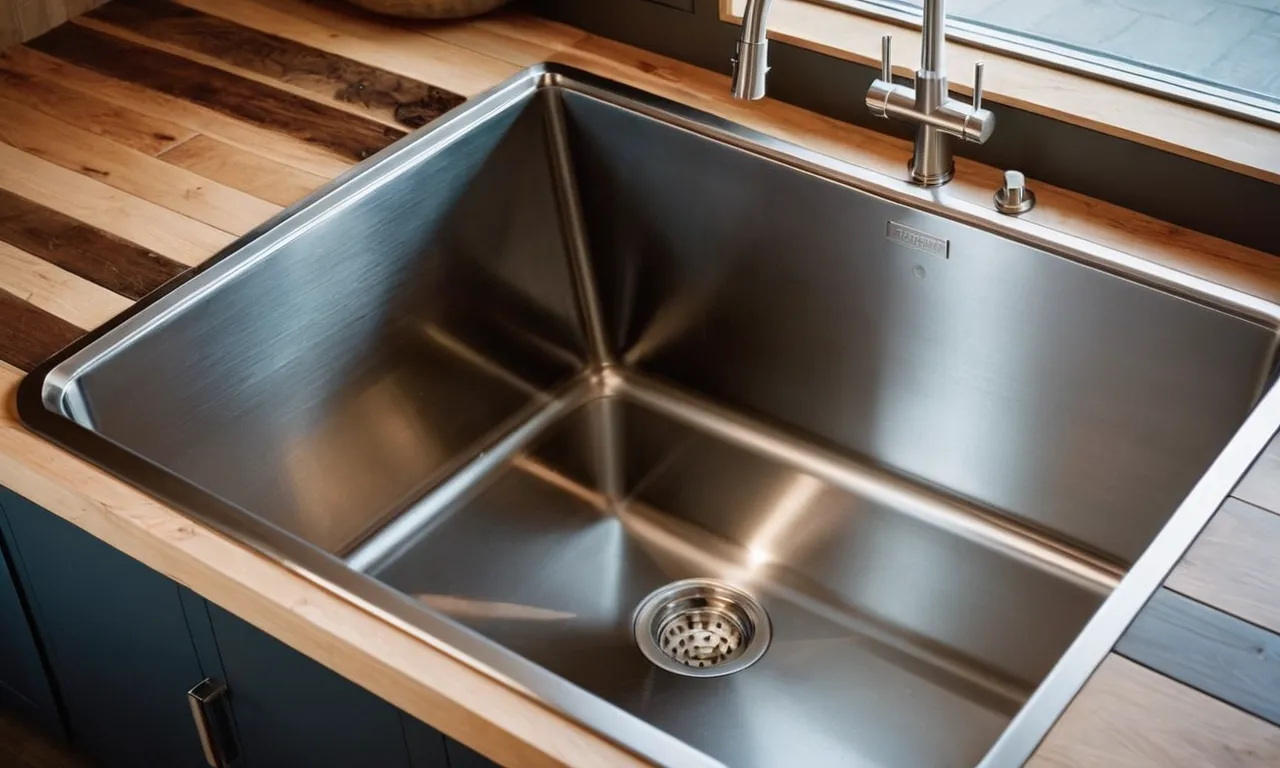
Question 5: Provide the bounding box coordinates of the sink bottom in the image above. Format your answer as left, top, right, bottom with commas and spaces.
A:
357, 373, 1103, 767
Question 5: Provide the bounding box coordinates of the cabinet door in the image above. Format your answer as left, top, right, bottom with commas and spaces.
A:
0, 497, 63, 737
446, 737, 501, 768
206, 604, 447, 768
0, 488, 212, 768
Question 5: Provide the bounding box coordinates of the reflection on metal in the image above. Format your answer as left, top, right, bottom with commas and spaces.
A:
19, 63, 1280, 768
738, 0, 996, 184
994, 170, 1036, 215
731, 0, 774, 99
808, 0, 1280, 129
887, 220, 950, 258
864, 0, 996, 185
416, 595, 577, 622
632, 578, 772, 677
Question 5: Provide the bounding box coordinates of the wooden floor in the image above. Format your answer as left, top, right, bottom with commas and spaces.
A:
0, 710, 88, 768
0, 0, 1278, 765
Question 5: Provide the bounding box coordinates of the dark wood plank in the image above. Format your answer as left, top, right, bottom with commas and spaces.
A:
0, 708, 89, 768
0, 290, 83, 372
1234, 431, 1280, 514
26, 23, 404, 162
0, 188, 186, 301
1116, 588, 1280, 727
89, 0, 465, 130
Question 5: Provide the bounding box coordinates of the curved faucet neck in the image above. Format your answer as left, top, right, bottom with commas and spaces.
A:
731, 0, 774, 100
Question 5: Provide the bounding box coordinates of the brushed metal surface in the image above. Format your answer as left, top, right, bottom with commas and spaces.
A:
18, 64, 1280, 767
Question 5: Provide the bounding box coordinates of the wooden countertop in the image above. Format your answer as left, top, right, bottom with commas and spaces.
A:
1, 0, 1279, 765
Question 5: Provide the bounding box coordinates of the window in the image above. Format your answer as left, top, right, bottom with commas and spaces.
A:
810, 0, 1280, 125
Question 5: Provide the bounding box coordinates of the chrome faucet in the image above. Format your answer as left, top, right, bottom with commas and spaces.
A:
731, 0, 995, 186
731, 0, 773, 100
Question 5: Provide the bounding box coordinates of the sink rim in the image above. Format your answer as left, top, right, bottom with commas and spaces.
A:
17, 62, 1280, 768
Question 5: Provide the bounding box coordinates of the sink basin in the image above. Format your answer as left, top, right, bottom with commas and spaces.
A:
20, 64, 1280, 767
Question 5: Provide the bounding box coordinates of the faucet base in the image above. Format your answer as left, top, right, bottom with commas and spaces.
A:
908, 124, 956, 187
909, 160, 955, 186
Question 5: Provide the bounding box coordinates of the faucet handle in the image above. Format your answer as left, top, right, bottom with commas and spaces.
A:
880, 35, 892, 82
972, 61, 984, 111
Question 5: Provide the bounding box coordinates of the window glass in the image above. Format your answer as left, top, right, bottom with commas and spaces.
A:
816, 0, 1280, 118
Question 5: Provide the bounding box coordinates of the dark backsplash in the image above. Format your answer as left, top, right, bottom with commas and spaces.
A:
526, 0, 1280, 255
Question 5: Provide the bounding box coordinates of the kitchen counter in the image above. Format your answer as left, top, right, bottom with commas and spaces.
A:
1, 0, 1278, 764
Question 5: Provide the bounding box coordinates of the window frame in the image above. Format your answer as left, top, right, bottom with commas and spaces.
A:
719, 0, 1280, 184
807, 0, 1280, 130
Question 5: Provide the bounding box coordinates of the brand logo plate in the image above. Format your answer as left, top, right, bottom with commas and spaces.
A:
886, 221, 949, 259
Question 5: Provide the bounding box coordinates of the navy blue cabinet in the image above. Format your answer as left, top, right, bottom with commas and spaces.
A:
0, 487, 212, 767
0, 495, 62, 738
206, 603, 449, 768
0, 487, 464, 768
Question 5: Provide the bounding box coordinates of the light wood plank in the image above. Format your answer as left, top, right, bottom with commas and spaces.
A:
0, 94, 280, 236
0, 241, 131, 330
0, 142, 231, 266
160, 135, 326, 208
1031, 655, 1280, 767
1235, 434, 1280, 514
63, 0, 104, 14
416, 12, 589, 67
0, 46, 353, 178
722, 0, 1280, 185
176, 0, 518, 97
1167, 499, 1280, 637
0, 57, 194, 155
1, 0, 105, 49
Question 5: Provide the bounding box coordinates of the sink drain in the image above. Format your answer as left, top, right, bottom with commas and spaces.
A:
633, 578, 771, 678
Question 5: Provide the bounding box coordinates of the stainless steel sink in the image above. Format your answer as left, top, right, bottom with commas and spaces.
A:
20, 64, 1280, 767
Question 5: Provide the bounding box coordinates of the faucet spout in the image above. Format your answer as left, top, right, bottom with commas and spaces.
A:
731, 0, 774, 100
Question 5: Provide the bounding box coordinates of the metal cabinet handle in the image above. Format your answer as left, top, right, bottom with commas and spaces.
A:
187, 678, 238, 767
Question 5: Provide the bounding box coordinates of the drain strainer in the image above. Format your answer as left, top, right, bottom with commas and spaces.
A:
632, 578, 771, 678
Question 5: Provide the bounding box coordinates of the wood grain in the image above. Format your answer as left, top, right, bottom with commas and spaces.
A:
0, 187, 186, 301
415, 11, 589, 67
1168, 499, 1280, 636
27, 23, 404, 163
0, 61, 194, 156
721, 0, 1280, 185
87, 0, 465, 130
1117, 588, 1280, 727
1031, 655, 1280, 767
0, 4, 1277, 765
0, 142, 231, 266
0, 46, 353, 178
0, 289, 82, 372
160, 135, 326, 208
0, 241, 132, 330
1234, 435, 1280, 514
0, 94, 279, 235
177, 0, 519, 97
0, 706, 89, 768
